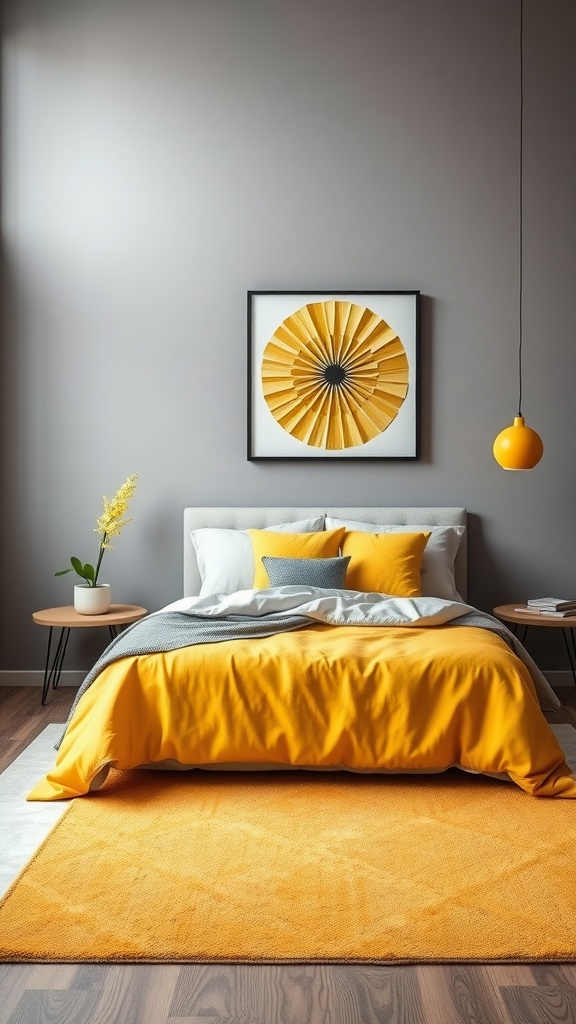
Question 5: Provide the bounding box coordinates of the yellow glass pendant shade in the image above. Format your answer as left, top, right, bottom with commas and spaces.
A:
492, 0, 545, 471
493, 416, 544, 470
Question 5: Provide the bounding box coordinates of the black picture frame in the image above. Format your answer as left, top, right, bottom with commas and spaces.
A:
247, 290, 420, 461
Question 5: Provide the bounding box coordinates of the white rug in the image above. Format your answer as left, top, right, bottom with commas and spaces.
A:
0, 725, 69, 897
1, 723, 575, 899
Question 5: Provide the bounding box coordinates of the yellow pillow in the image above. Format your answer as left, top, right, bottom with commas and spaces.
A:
341, 531, 431, 596
248, 527, 346, 589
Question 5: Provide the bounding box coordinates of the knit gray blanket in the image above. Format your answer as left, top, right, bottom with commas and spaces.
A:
56, 597, 558, 748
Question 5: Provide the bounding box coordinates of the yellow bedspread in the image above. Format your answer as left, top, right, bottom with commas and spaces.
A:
29, 623, 576, 800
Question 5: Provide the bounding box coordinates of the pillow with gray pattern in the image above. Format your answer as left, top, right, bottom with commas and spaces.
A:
262, 555, 351, 589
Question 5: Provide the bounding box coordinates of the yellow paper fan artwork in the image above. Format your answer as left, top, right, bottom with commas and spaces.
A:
261, 300, 410, 450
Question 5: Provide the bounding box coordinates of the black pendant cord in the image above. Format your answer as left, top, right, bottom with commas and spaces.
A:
517, 0, 524, 418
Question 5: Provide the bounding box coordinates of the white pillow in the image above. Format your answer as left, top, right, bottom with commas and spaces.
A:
325, 517, 465, 601
191, 516, 325, 597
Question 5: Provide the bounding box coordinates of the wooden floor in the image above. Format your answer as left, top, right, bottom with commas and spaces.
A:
1, 685, 576, 1024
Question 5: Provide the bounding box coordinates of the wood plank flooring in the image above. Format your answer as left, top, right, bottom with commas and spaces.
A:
1, 685, 576, 1024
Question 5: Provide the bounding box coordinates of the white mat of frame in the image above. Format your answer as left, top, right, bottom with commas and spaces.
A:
1, 722, 575, 899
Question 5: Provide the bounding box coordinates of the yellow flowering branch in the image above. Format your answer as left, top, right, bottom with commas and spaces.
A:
56, 474, 138, 587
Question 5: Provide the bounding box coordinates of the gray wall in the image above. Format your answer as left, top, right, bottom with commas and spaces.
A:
2, 0, 575, 676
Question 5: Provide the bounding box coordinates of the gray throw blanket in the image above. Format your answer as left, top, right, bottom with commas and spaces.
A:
56, 606, 556, 749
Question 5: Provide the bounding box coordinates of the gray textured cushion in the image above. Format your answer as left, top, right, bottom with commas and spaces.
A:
262, 555, 351, 589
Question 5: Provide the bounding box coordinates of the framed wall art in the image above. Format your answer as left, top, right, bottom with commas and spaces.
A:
247, 290, 420, 460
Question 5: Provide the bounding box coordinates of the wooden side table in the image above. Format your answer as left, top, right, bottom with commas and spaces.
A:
32, 604, 148, 705
493, 603, 576, 684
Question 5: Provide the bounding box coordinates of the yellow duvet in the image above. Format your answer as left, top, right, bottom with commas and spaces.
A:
29, 619, 576, 800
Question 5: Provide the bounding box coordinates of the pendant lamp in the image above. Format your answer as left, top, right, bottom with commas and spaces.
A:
493, 0, 543, 470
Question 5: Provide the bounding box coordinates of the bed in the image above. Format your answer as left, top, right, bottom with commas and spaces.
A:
28, 506, 576, 801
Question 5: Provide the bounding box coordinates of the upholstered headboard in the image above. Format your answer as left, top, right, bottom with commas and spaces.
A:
183, 507, 467, 599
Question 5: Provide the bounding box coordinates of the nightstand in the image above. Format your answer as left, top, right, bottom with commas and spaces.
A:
493, 603, 576, 684
32, 604, 148, 705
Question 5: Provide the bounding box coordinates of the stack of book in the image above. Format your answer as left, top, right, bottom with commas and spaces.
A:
514, 597, 576, 618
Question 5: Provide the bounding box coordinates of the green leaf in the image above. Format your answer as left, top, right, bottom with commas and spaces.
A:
70, 556, 84, 575
83, 563, 95, 583
54, 568, 73, 577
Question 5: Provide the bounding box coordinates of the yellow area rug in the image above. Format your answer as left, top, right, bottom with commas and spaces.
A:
1, 767, 575, 963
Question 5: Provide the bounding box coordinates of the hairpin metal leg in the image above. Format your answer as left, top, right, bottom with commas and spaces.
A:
562, 628, 576, 685
568, 626, 576, 670
41, 627, 71, 705
108, 625, 118, 640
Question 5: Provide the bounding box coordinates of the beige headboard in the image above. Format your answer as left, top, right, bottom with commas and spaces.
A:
183, 506, 467, 599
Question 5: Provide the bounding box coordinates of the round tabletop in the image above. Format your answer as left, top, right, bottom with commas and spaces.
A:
32, 604, 148, 629
493, 604, 576, 628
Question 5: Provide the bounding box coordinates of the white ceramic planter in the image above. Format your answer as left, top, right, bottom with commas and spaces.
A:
74, 583, 111, 615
